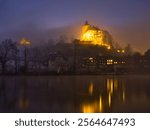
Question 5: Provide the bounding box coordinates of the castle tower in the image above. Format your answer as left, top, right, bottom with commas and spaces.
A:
81, 21, 90, 35
80, 21, 112, 49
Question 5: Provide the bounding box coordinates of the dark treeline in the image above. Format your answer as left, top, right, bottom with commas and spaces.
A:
0, 38, 150, 75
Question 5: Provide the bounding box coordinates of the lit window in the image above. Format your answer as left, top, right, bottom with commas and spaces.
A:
107, 59, 113, 65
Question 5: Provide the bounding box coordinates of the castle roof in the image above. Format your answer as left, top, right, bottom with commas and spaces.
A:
84, 20, 89, 25
89, 26, 99, 30
84, 21, 100, 31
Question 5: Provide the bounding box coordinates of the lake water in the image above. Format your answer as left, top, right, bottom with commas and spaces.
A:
0, 75, 150, 113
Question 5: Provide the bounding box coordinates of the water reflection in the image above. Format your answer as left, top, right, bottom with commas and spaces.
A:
88, 82, 94, 96
0, 75, 150, 112
18, 78, 29, 109
81, 77, 126, 113
0, 77, 17, 112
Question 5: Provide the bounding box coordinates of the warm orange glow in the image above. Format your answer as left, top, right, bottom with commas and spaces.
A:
82, 31, 93, 41
81, 95, 103, 113
108, 93, 111, 107
80, 21, 111, 49
99, 95, 103, 112
82, 78, 126, 113
89, 82, 94, 95
110, 80, 113, 94
117, 49, 125, 53
20, 38, 31, 45
107, 59, 113, 65
107, 46, 111, 50
122, 50, 125, 53
82, 104, 95, 113
117, 50, 120, 53
107, 78, 114, 94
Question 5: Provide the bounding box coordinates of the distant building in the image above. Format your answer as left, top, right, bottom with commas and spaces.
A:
80, 21, 112, 50
80, 55, 127, 74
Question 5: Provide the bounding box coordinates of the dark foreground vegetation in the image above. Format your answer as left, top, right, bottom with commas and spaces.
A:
0, 39, 150, 75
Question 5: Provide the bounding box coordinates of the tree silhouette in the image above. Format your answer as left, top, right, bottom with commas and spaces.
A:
144, 49, 150, 65
0, 39, 17, 74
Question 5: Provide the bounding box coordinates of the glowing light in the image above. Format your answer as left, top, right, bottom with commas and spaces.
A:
89, 82, 94, 95
108, 93, 111, 107
107, 78, 114, 95
114, 61, 118, 64
89, 57, 94, 63
117, 50, 120, 53
99, 95, 103, 112
82, 78, 126, 113
122, 50, 125, 53
107, 79, 110, 92
107, 59, 113, 65
82, 31, 93, 41
20, 38, 31, 45
110, 79, 113, 94
80, 21, 111, 50
82, 104, 95, 113
117, 49, 125, 53
107, 46, 111, 50
81, 96, 103, 113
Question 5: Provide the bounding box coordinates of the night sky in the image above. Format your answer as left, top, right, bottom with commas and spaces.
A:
0, 0, 150, 52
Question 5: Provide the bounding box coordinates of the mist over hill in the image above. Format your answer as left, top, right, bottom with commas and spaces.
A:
0, 23, 80, 45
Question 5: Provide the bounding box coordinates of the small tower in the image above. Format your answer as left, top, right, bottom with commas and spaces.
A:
85, 20, 89, 25
81, 21, 90, 38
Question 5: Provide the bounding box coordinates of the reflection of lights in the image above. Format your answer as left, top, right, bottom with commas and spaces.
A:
123, 89, 126, 102
110, 79, 113, 94
82, 104, 95, 113
114, 79, 118, 91
89, 82, 94, 95
99, 95, 103, 112
107, 79, 110, 92
108, 93, 111, 107
107, 79, 114, 94
107, 78, 119, 109
81, 97, 103, 113
82, 78, 126, 113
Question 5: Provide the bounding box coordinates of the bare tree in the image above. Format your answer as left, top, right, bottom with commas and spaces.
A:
0, 39, 17, 74
29, 45, 50, 73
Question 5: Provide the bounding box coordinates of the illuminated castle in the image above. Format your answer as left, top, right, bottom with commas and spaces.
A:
80, 21, 112, 49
